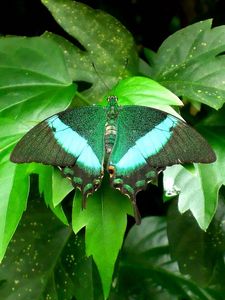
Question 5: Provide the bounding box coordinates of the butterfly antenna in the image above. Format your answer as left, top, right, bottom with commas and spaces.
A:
92, 58, 129, 92
92, 62, 109, 90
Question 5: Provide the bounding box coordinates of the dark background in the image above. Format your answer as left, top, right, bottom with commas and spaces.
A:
0, 0, 225, 51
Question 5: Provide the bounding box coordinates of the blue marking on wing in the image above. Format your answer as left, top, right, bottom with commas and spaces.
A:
76, 145, 102, 174
136, 115, 178, 157
115, 116, 178, 173
47, 116, 101, 172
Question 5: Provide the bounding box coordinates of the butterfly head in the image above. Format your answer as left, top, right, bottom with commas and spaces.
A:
107, 96, 118, 106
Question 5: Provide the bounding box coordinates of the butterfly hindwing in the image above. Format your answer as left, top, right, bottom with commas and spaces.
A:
108, 105, 216, 222
11, 106, 107, 202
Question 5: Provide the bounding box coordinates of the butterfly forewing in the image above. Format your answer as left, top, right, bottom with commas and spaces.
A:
108, 105, 216, 201
11, 106, 107, 200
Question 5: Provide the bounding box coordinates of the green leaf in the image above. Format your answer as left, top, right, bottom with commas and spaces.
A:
0, 36, 76, 259
164, 123, 224, 230
0, 198, 104, 300
0, 36, 76, 156
42, 0, 138, 102
0, 36, 76, 114
167, 196, 225, 288
0, 161, 29, 261
163, 163, 217, 230
108, 76, 184, 118
113, 217, 215, 299
149, 19, 225, 109
36, 165, 70, 225
72, 177, 132, 299
109, 76, 183, 106
52, 168, 74, 207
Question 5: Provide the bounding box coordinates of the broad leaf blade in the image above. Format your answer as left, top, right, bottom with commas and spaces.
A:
167, 197, 225, 286
0, 36, 76, 259
0, 198, 104, 300
52, 168, 74, 207
72, 177, 132, 299
114, 217, 214, 299
0, 36, 75, 112
0, 160, 29, 261
37, 165, 70, 225
149, 19, 225, 109
0, 36, 76, 160
109, 76, 183, 106
164, 164, 217, 230
108, 76, 184, 118
164, 124, 224, 230
41, 0, 138, 101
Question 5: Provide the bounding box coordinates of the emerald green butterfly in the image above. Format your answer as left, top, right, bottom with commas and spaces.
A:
10, 96, 216, 223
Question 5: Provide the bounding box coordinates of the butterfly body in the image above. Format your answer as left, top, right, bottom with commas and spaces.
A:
10, 96, 216, 223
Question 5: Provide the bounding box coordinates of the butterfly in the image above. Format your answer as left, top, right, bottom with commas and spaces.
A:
10, 96, 216, 223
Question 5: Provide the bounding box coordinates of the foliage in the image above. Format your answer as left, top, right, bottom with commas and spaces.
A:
0, 0, 225, 299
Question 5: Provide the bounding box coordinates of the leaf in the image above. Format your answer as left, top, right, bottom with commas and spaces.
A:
0, 36, 76, 260
36, 165, 70, 225
0, 36, 76, 114
0, 197, 104, 300
41, 0, 139, 102
167, 196, 225, 288
163, 163, 217, 230
109, 76, 183, 106
112, 217, 216, 300
164, 123, 225, 230
0, 36, 76, 157
0, 159, 29, 261
72, 176, 132, 299
108, 76, 184, 118
52, 168, 74, 207
149, 19, 225, 109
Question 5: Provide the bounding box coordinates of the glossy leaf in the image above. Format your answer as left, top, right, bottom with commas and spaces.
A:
0, 36, 76, 260
164, 124, 224, 230
109, 76, 182, 106
0, 36, 76, 162
108, 76, 184, 118
0, 198, 104, 300
112, 217, 216, 299
0, 161, 29, 261
167, 196, 225, 288
72, 177, 132, 299
149, 19, 225, 109
37, 165, 70, 225
163, 163, 217, 230
42, 0, 138, 102
52, 168, 74, 207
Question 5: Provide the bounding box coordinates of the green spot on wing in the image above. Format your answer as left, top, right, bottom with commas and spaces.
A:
113, 178, 123, 185
84, 183, 93, 194
63, 167, 74, 176
146, 170, 157, 179
73, 177, 83, 185
135, 180, 146, 188
123, 184, 134, 195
